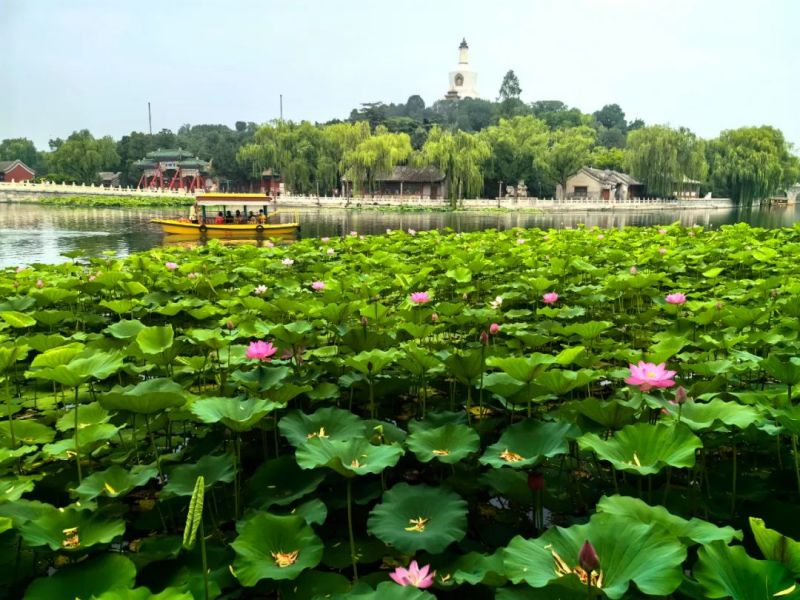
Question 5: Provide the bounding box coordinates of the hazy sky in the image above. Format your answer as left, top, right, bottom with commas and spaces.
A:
2, 0, 798, 151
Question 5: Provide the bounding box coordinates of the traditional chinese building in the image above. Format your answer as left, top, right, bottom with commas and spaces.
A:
444, 39, 479, 100
134, 149, 210, 191
0, 160, 35, 182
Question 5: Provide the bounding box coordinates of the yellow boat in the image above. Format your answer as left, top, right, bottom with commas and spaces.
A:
151, 193, 300, 236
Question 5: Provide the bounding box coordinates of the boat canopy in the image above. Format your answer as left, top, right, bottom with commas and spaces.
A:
196, 193, 272, 207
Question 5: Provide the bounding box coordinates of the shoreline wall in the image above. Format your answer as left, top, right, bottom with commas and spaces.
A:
0, 181, 746, 212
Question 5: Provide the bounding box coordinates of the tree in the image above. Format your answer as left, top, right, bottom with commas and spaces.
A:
592, 104, 627, 131
47, 130, 119, 183
589, 147, 626, 172
498, 70, 522, 101
116, 129, 178, 186
341, 126, 413, 194
542, 126, 596, 199
417, 126, 491, 207
530, 100, 589, 130
404, 95, 426, 120
0, 138, 42, 173
480, 116, 549, 196
708, 126, 799, 205
626, 125, 707, 197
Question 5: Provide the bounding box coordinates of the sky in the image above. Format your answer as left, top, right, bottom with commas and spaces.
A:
2, 0, 798, 151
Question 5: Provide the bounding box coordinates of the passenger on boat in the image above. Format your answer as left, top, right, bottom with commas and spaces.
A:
214, 212, 225, 224
248, 212, 257, 224
188, 203, 198, 223
225, 211, 233, 223
235, 210, 244, 224
257, 210, 267, 224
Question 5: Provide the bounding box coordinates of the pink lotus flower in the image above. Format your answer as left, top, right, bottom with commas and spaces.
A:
625, 361, 677, 392
88, 275, 96, 282
579, 540, 600, 572
35, 279, 44, 289
326, 248, 335, 256
410, 291, 431, 304
321, 237, 330, 243
254, 284, 268, 295
542, 292, 559, 304
390, 560, 435, 589
266, 241, 274, 248
597, 234, 605, 240
246, 340, 277, 362
490, 296, 503, 310
282, 258, 294, 266
688, 230, 696, 237
311, 281, 325, 291
408, 228, 417, 236
349, 231, 358, 237
187, 272, 199, 280
431, 312, 439, 322
629, 266, 637, 275
658, 228, 667, 235
165, 262, 178, 270
16, 266, 26, 273
665, 293, 686, 305
658, 247, 666, 255
489, 323, 500, 335
517, 238, 526, 245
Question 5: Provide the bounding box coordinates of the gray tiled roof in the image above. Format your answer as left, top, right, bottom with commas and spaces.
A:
582, 167, 641, 186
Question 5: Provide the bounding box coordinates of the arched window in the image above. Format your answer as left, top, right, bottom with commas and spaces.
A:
455, 73, 464, 86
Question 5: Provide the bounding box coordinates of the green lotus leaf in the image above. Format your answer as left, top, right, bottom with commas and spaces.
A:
503, 512, 686, 599
93, 587, 194, 600
0, 343, 28, 372
596, 495, 742, 545
694, 541, 798, 599
284, 497, 327, 526
479, 468, 532, 505
162, 453, 234, 497
480, 420, 575, 469
136, 324, 174, 355
232, 512, 323, 585
447, 549, 507, 586
495, 586, 586, 600
750, 517, 800, 577
18, 506, 125, 551
28, 342, 84, 368
42, 423, 120, 459
55, 401, 110, 431
407, 423, 479, 464
559, 320, 613, 340
761, 354, 800, 387
367, 482, 468, 553
0, 419, 54, 446
191, 396, 281, 431
579, 423, 702, 475
0, 445, 38, 469
672, 399, 760, 432
0, 474, 41, 502
277, 570, 351, 600
296, 437, 403, 477
73, 464, 158, 500
245, 455, 326, 509
571, 398, 636, 429
486, 354, 555, 383
105, 319, 145, 339
328, 581, 435, 600
0, 311, 36, 328
441, 348, 487, 385
279, 407, 367, 448
532, 369, 594, 396
100, 377, 186, 414
346, 348, 401, 375
23, 554, 137, 600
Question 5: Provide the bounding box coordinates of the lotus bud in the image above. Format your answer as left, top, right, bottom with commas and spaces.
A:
431, 313, 439, 322
479, 331, 489, 346
771, 289, 778, 298
361, 316, 369, 326
225, 319, 235, 330
367, 361, 374, 372
527, 471, 544, 492
715, 301, 723, 311
675, 386, 688, 405
35, 279, 44, 288
578, 540, 600, 572
489, 323, 500, 335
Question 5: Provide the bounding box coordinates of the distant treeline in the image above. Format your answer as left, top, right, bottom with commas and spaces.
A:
2, 71, 797, 205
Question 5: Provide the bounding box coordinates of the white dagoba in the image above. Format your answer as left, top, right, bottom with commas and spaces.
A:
445, 38, 479, 100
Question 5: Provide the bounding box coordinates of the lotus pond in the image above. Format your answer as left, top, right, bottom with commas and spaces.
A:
2, 224, 800, 599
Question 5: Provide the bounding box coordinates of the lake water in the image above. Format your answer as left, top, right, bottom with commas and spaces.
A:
1, 202, 798, 268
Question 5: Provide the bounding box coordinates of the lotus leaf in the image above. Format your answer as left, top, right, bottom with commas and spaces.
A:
407, 422, 479, 464
100, 377, 186, 414
673, 399, 760, 432
136, 324, 174, 354
503, 513, 686, 599
23, 554, 137, 600
162, 453, 235, 496
280, 407, 368, 447
367, 482, 468, 553
245, 455, 326, 508
596, 495, 741, 545
579, 423, 702, 475
480, 420, 575, 469
750, 517, 800, 577
295, 437, 403, 477
232, 512, 323, 584
18, 506, 125, 551
693, 541, 798, 599
191, 396, 281, 431
73, 464, 158, 500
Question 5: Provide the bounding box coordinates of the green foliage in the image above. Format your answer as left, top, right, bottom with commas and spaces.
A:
38, 194, 193, 208
542, 125, 596, 198
626, 125, 708, 196
47, 129, 120, 184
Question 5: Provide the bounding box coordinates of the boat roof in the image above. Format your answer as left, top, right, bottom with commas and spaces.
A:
196, 193, 272, 207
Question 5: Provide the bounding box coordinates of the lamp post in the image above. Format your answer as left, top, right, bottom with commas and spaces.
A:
498, 181, 503, 207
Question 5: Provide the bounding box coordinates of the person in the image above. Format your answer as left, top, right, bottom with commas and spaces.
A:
214, 211, 225, 224
225, 210, 233, 223
234, 210, 243, 224
248, 211, 257, 224
257, 209, 267, 224
188, 202, 198, 223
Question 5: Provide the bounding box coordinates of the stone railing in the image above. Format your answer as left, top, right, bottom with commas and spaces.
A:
0, 180, 194, 197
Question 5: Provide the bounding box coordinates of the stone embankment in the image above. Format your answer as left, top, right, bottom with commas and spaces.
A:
0, 181, 738, 211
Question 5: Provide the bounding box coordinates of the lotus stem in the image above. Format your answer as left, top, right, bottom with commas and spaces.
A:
5, 374, 15, 449
74, 386, 82, 484
662, 467, 672, 504
791, 435, 800, 497
730, 439, 737, 517
346, 478, 359, 582
145, 413, 164, 482
199, 518, 209, 600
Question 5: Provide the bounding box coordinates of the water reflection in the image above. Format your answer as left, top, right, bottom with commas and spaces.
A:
1, 202, 798, 268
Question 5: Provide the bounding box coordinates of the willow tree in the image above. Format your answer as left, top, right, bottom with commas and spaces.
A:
543, 126, 596, 199
479, 116, 549, 196
236, 120, 336, 194
340, 126, 412, 194
626, 125, 707, 197
708, 126, 799, 206
417, 126, 491, 208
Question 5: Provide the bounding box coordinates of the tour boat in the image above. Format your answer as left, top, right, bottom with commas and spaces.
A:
151, 193, 300, 236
